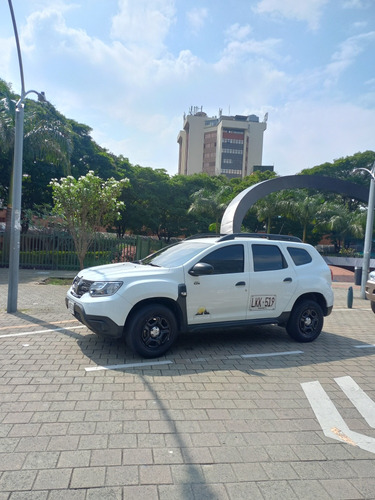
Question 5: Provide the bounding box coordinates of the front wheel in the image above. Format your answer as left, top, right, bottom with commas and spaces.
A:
286, 300, 323, 342
371, 301, 375, 314
126, 304, 178, 358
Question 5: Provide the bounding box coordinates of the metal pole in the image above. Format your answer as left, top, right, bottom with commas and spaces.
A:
360, 162, 375, 299
7, 99, 25, 312
6, 0, 25, 313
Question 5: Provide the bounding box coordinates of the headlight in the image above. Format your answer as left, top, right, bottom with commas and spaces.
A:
89, 281, 123, 297
369, 271, 375, 282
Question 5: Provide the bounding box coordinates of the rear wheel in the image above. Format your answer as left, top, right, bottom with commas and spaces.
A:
126, 304, 178, 358
371, 301, 375, 314
286, 300, 323, 342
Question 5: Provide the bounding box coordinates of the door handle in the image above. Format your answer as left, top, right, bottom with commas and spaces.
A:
235, 281, 246, 286
283, 277, 293, 282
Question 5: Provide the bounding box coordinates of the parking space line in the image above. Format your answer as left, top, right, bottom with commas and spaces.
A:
241, 350, 303, 358
0, 319, 78, 331
0, 325, 86, 339
335, 376, 375, 428
85, 360, 173, 371
302, 379, 375, 454
85, 350, 304, 372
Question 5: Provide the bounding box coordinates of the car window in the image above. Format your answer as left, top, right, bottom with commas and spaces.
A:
199, 244, 244, 274
287, 247, 312, 266
252, 244, 287, 272
141, 241, 213, 268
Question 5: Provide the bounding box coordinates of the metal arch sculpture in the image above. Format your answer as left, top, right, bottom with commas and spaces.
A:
220, 175, 369, 234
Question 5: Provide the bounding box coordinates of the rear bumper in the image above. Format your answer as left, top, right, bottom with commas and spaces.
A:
65, 297, 123, 338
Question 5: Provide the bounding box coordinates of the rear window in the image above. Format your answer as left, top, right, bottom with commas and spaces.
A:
252, 244, 287, 272
287, 247, 312, 266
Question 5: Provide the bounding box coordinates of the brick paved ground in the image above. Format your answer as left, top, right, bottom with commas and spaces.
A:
0, 268, 374, 499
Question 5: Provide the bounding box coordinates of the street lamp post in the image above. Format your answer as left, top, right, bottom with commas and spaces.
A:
7, 0, 45, 313
353, 161, 375, 300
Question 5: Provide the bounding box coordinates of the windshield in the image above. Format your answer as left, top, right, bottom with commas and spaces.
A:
141, 241, 213, 268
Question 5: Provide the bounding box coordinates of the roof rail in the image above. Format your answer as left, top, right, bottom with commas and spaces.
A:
185, 233, 223, 240
218, 233, 302, 243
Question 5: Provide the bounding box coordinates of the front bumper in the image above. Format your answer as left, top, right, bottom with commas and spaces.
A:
65, 297, 124, 338
365, 279, 375, 303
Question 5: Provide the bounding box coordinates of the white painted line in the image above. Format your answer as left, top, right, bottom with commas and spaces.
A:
335, 376, 375, 428
85, 360, 173, 372
0, 325, 86, 339
241, 350, 303, 358
301, 380, 375, 454
354, 344, 375, 349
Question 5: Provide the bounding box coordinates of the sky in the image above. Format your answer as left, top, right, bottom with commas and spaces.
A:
0, 0, 374, 177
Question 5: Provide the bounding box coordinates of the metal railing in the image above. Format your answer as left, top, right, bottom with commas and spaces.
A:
0, 231, 168, 271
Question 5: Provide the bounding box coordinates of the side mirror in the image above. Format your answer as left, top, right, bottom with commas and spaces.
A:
188, 262, 214, 276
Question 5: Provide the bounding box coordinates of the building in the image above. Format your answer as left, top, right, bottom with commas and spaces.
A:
177, 107, 270, 179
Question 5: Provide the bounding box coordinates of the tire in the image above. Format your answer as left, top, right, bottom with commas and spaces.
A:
286, 300, 323, 342
126, 304, 178, 358
371, 301, 375, 314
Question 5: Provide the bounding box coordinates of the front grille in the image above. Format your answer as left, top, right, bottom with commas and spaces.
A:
71, 276, 94, 297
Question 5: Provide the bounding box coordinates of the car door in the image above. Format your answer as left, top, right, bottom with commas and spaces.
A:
185, 244, 249, 324
247, 243, 297, 319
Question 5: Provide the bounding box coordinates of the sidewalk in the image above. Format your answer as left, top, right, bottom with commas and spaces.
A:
0, 268, 374, 499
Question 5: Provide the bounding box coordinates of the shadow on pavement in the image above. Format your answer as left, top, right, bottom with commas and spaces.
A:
76, 323, 375, 376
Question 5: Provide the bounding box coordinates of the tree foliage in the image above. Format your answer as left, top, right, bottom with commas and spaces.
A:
50, 172, 128, 268
1, 77, 374, 250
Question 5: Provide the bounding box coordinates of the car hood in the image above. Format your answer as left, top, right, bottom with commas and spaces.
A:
77, 262, 173, 281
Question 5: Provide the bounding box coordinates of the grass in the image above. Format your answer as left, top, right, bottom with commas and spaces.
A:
44, 278, 73, 286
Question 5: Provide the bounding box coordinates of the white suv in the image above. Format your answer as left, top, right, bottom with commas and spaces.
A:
66, 234, 334, 358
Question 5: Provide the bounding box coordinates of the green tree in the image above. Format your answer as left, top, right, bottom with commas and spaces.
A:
253, 192, 285, 234
50, 171, 128, 269
0, 79, 73, 215
318, 203, 365, 252
188, 184, 231, 233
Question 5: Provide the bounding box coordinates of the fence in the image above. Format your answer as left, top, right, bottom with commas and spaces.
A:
0, 231, 168, 271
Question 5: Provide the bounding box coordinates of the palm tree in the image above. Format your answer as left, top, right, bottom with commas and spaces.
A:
0, 79, 73, 177
275, 190, 330, 242
322, 203, 365, 251
188, 185, 231, 233
254, 192, 285, 234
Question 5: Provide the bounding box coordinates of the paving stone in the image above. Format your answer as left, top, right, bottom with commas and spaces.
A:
320, 478, 363, 499
56, 450, 91, 468
122, 485, 158, 499
9, 492, 48, 500
226, 482, 264, 500
0, 470, 37, 492
105, 465, 139, 486
85, 487, 122, 500
139, 464, 173, 485
0, 274, 375, 498
33, 468, 71, 490
70, 467, 106, 489
158, 483, 194, 500
47, 489, 86, 499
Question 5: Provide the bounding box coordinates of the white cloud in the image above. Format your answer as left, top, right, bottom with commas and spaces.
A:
225, 23, 252, 41
324, 31, 375, 86
111, 0, 176, 54
254, 0, 329, 30
186, 7, 208, 34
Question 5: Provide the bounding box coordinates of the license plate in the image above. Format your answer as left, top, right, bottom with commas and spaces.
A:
68, 300, 75, 315
250, 295, 276, 310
